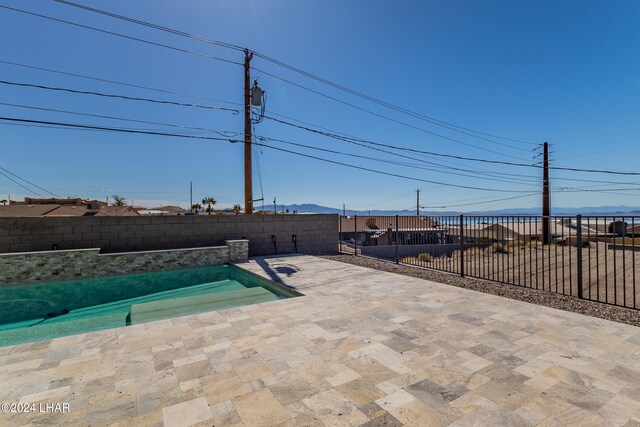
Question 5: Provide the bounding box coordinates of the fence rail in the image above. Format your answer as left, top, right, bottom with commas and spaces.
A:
339, 214, 640, 310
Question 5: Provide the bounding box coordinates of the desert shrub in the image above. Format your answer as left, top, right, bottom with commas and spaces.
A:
465, 247, 485, 256
488, 243, 509, 254
507, 240, 525, 250
365, 217, 377, 228
416, 253, 432, 263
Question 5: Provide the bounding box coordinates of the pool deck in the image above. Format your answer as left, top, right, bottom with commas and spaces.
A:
1, 254, 640, 426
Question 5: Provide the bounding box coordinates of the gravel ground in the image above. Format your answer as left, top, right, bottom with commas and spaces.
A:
320, 253, 640, 328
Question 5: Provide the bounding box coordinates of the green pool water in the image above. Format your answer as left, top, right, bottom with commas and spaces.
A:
0, 265, 295, 347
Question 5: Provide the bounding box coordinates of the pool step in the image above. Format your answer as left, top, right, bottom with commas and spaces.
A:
128, 287, 276, 324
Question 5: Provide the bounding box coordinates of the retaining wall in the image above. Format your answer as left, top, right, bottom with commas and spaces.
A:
0, 214, 337, 256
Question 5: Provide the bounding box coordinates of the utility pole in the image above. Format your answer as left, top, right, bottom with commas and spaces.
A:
273, 197, 276, 215
343, 204, 346, 217
542, 142, 550, 244
416, 188, 420, 216
189, 181, 192, 211
244, 49, 254, 215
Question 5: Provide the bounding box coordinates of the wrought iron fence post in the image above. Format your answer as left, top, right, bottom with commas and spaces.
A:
395, 215, 399, 264
576, 214, 583, 299
339, 214, 342, 253
354, 215, 358, 257
460, 214, 465, 277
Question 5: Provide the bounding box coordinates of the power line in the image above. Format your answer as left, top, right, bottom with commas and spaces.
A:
53, 0, 246, 52
0, 116, 241, 142
423, 193, 539, 209
0, 60, 243, 107
54, 0, 536, 147
0, 80, 240, 114
251, 142, 534, 193
0, 166, 61, 197
0, 5, 242, 65
258, 135, 537, 186
253, 67, 532, 159
0, 102, 241, 136
2, 59, 602, 182
0, 100, 539, 186
0, 116, 535, 193
3, 100, 537, 185
263, 115, 541, 181
0, 165, 62, 198
1, 100, 540, 185
0, 169, 45, 198
8, 3, 532, 159
263, 115, 640, 176
253, 54, 537, 146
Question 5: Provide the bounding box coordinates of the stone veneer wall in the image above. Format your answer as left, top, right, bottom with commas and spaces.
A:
0, 240, 248, 285
0, 214, 337, 256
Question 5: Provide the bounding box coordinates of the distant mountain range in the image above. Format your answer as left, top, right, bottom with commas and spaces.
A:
262, 203, 640, 216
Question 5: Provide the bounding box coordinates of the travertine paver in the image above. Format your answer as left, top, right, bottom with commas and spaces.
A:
1, 255, 640, 426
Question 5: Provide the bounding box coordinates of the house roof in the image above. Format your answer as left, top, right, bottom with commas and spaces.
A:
0, 204, 61, 217
340, 216, 436, 232
149, 205, 185, 213
0, 204, 139, 217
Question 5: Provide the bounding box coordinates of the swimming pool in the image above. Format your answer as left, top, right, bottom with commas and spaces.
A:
0, 264, 297, 347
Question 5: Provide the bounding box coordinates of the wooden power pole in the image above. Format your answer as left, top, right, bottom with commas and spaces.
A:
244, 49, 254, 214
416, 188, 420, 216
542, 142, 550, 244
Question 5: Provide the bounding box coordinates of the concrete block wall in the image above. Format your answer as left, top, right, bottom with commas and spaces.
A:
0, 214, 338, 256
0, 241, 249, 285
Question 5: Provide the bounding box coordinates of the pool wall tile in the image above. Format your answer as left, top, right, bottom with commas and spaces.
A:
0, 242, 248, 285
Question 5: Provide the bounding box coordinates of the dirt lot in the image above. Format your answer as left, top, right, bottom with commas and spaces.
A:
358, 241, 640, 309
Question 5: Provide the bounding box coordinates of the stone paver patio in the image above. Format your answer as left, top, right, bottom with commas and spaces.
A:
1, 255, 640, 426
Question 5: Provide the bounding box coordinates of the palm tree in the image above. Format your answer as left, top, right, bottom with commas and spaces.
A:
232, 204, 242, 215
202, 197, 216, 215
191, 203, 202, 214
112, 194, 126, 206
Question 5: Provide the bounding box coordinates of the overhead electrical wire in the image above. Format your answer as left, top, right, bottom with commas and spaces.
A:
0, 166, 61, 197
422, 193, 539, 209
263, 116, 640, 176
253, 53, 538, 146
0, 5, 242, 66
9, 2, 532, 159
54, 0, 537, 147
252, 67, 532, 159
0, 116, 537, 193
5, 98, 639, 187
3, 101, 537, 185
0, 116, 241, 142
53, 0, 246, 52
0, 60, 243, 107
0, 102, 241, 136
251, 141, 534, 193
3, 4, 638, 183
257, 135, 538, 186
1, 98, 540, 185
0, 80, 240, 114
0, 169, 45, 198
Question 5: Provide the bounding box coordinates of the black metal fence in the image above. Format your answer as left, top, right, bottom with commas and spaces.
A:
339, 215, 640, 310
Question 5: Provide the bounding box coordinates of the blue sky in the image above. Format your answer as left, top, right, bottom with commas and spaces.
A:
1, 0, 639, 211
